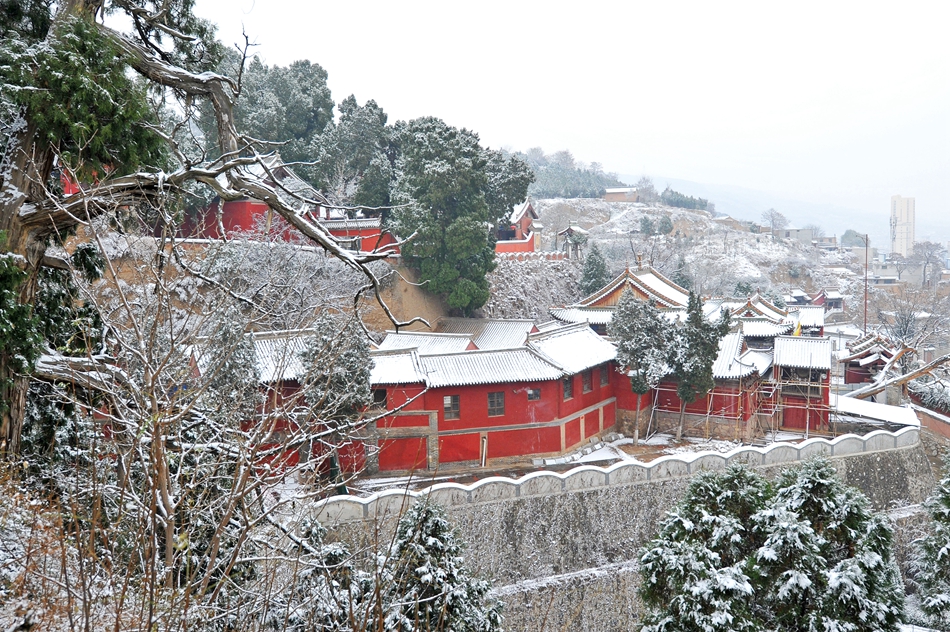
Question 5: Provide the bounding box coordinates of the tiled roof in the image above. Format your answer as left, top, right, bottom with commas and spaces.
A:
792, 305, 825, 328
320, 218, 381, 230
741, 319, 793, 338
250, 329, 314, 383
370, 349, 426, 385
773, 336, 833, 370
712, 333, 756, 379
419, 348, 564, 388
527, 323, 616, 374
549, 307, 614, 325
377, 331, 475, 355
435, 318, 537, 350
711, 333, 772, 380
216, 153, 321, 214
508, 200, 537, 224
578, 266, 689, 310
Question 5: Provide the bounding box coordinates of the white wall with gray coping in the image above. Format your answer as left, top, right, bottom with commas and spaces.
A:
311, 427, 934, 632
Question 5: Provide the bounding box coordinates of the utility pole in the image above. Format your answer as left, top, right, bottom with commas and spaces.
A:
863, 234, 869, 334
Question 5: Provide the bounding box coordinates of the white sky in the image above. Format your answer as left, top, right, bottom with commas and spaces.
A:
193, 0, 950, 240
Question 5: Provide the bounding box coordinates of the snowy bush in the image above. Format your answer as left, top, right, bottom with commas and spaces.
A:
639, 459, 904, 632
912, 456, 950, 628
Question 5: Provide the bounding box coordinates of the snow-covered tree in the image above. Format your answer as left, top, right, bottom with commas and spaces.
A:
608, 289, 670, 443
580, 242, 609, 296
640, 459, 904, 632
391, 117, 532, 315
668, 292, 730, 440
1, 1, 405, 457
384, 501, 502, 632
912, 457, 950, 627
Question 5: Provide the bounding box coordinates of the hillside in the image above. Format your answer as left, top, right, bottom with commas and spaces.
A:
533, 198, 864, 306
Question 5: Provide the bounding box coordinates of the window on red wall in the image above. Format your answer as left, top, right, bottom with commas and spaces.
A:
600, 365, 610, 386
488, 391, 505, 416
372, 388, 387, 408
582, 370, 593, 393
443, 395, 460, 420
563, 377, 574, 400
527, 388, 541, 401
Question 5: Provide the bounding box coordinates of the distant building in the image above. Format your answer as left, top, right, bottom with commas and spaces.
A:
603, 187, 639, 203
495, 199, 540, 254
890, 195, 915, 257
772, 227, 814, 246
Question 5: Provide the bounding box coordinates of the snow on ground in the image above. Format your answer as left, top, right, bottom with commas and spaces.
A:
533, 197, 863, 300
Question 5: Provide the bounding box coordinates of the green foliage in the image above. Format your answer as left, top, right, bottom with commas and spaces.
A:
660, 186, 708, 210
309, 95, 391, 206
668, 291, 730, 406
0, 256, 42, 413
608, 290, 670, 395
640, 216, 655, 236
1, 14, 166, 179
640, 459, 904, 632
299, 313, 372, 423
655, 215, 674, 235
202, 50, 333, 169
32, 245, 104, 356
392, 117, 530, 315
386, 501, 502, 632
913, 456, 950, 626
734, 281, 754, 297
0, 0, 51, 41
579, 243, 609, 296
519, 148, 624, 198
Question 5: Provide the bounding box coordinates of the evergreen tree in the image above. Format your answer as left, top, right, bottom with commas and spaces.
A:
608, 289, 670, 443
384, 501, 502, 632
391, 117, 531, 315
913, 458, 950, 627
308, 95, 391, 206
668, 292, 730, 440
640, 459, 904, 632
640, 216, 656, 236
580, 243, 609, 296
655, 215, 674, 235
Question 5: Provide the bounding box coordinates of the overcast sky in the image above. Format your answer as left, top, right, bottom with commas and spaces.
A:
193, 0, 949, 241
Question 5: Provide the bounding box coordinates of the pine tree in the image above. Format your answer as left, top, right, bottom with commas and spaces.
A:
640, 459, 904, 632
608, 289, 670, 443
668, 292, 730, 440
384, 501, 502, 632
580, 242, 609, 296
391, 117, 532, 315
913, 458, 950, 627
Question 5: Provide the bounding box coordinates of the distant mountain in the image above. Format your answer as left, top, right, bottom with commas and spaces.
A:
621, 175, 891, 249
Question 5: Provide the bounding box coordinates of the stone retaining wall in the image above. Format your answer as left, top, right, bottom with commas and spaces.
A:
313, 428, 934, 632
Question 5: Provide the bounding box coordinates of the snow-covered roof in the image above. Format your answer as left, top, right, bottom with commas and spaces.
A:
577, 266, 689, 310
709, 333, 772, 380
535, 320, 564, 333
508, 199, 537, 224
435, 318, 537, 350
419, 348, 563, 388
792, 305, 825, 329
549, 307, 614, 325
377, 331, 475, 355
830, 394, 919, 427
557, 225, 590, 236
527, 322, 616, 374
712, 333, 757, 379
740, 349, 774, 376
823, 290, 843, 300
250, 329, 314, 383
605, 187, 638, 193
773, 336, 833, 370
370, 349, 426, 385
741, 319, 793, 338
320, 218, 381, 230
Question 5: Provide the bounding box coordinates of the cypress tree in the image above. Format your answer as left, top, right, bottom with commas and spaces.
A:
668, 291, 730, 440
580, 242, 609, 296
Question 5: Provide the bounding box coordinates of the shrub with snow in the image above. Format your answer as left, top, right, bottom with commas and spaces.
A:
639, 459, 904, 632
